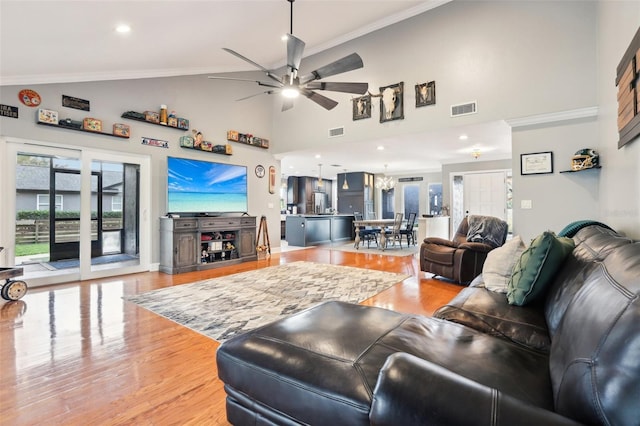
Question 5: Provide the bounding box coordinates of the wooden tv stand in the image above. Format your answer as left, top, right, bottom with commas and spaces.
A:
159, 216, 257, 274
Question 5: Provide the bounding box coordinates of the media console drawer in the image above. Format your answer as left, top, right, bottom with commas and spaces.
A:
200, 218, 241, 229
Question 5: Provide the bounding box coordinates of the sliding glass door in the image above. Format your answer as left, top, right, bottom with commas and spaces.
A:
3, 140, 150, 286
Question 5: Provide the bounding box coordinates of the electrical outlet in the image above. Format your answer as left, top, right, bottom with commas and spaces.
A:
268, 203, 274, 209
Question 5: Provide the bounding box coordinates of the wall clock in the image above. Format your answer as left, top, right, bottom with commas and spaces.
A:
255, 165, 265, 178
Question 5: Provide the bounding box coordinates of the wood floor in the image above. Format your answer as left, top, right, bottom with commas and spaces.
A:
0, 246, 463, 425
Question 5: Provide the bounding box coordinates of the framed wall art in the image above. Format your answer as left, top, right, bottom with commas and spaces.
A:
378, 82, 404, 123
616, 26, 640, 148
520, 151, 553, 175
352, 94, 371, 120
415, 81, 436, 107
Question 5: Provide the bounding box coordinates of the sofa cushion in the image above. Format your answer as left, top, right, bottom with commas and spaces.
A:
433, 285, 551, 352
549, 242, 640, 425
507, 232, 574, 306
482, 235, 526, 293
544, 225, 634, 338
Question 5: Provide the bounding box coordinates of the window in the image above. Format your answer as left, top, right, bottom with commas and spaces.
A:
403, 184, 419, 217
111, 195, 123, 212
428, 183, 442, 215
37, 194, 63, 211
381, 189, 395, 219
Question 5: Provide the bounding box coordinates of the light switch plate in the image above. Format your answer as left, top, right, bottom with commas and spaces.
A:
521, 200, 532, 209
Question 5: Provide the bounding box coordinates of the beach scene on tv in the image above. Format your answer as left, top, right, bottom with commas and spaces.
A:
167, 157, 248, 214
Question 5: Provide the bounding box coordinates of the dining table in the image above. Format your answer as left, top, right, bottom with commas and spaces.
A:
353, 219, 396, 250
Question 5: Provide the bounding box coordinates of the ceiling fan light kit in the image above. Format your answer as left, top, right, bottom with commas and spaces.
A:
208, 0, 368, 111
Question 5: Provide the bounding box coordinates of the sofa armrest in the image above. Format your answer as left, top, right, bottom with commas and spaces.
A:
457, 241, 495, 252
423, 237, 457, 247
370, 353, 581, 426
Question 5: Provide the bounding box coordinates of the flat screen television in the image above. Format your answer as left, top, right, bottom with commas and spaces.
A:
167, 156, 248, 215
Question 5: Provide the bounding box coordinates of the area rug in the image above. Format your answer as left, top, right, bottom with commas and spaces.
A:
329, 241, 420, 257
124, 261, 408, 343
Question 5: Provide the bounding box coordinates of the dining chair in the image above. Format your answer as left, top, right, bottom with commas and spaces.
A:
384, 212, 404, 249
400, 212, 417, 246
354, 212, 378, 248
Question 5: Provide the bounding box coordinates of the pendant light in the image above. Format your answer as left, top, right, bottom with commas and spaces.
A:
342, 169, 349, 190
317, 163, 323, 188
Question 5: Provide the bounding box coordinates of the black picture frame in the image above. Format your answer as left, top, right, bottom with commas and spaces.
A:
379, 82, 404, 123
415, 81, 436, 107
520, 151, 553, 175
352, 94, 371, 120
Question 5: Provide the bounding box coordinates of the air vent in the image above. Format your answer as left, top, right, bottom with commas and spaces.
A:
328, 126, 345, 138
451, 101, 478, 117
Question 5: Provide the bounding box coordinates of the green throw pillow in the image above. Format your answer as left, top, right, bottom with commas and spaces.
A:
507, 231, 575, 306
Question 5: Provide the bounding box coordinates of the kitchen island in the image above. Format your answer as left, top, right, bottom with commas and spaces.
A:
285, 214, 355, 247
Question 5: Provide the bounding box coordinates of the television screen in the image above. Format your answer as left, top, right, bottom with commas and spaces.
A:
167, 156, 248, 214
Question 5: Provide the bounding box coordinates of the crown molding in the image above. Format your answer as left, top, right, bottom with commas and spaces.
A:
506, 106, 599, 129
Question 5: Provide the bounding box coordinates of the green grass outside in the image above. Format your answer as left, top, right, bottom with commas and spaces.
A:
15, 243, 49, 257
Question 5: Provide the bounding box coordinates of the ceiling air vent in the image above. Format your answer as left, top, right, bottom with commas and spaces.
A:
328, 126, 345, 138
451, 101, 477, 117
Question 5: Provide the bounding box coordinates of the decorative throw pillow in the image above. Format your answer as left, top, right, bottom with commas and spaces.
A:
507, 231, 575, 306
482, 236, 526, 293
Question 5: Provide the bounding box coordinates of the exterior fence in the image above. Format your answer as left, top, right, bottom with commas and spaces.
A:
15, 219, 123, 244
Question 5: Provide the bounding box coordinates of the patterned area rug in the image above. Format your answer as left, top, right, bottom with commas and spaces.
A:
329, 241, 420, 257
125, 261, 408, 343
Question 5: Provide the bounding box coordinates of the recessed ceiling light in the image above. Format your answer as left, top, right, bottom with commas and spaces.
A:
459, 134, 468, 140
315, 154, 321, 159
281, 34, 288, 41
377, 146, 385, 150
115, 24, 131, 34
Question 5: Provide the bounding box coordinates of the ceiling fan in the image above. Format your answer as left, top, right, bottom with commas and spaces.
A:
208, 0, 368, 111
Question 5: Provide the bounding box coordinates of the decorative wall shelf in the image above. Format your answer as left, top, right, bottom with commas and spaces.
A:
227, 130, 269, 149
121, 112, 189, 131
559, 166, 602, 173
37, 121, 129, 139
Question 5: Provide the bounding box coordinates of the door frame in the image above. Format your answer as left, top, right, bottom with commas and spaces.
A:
1, 136, 151, 287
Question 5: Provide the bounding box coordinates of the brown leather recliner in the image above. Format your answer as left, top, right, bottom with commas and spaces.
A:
420, 216, 508, 284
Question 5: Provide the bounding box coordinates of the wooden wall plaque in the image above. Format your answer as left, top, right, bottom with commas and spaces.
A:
616, 26, 640, 148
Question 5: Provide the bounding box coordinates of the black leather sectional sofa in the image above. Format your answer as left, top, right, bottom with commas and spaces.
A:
216, 225, 639, 425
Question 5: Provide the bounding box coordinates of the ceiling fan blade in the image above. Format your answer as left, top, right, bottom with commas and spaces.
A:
236, 90, 277, 102
299, 53, 364, 84
222, 48, 282, 84
286, 34, 305, 74
282, 98, 295, 112
207, 76, 282, 89
301, 89, 338, 110
305, 82, 368, 95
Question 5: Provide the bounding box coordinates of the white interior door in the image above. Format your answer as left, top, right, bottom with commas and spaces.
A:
463, 171, 507, 219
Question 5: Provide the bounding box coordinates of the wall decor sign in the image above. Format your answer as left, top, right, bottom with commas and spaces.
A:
62, 95, 90, 111
352, 94, 371, 120
615, 26, 640, 148
415, 81, 436, 107
268, 166, 276, 194
520, 151, 553, 175
376, 82, 404, 123
0, 104, 18, 118
18, 89, 41, 107
141, 137, 169, 149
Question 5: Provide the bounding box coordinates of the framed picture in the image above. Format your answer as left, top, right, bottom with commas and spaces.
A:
379, 82, 404, 123
352, 94, 371, 120
521, 151, 553, 175
415, 81, 436, 107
